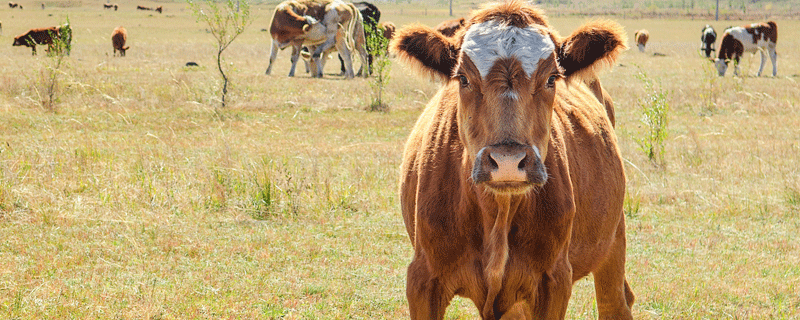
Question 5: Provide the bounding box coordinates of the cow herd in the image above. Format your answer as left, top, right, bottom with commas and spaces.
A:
265, 0, 396, 79
633, 22, 778, 77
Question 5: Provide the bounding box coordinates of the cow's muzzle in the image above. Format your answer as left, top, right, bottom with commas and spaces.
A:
472, 142, 547, 193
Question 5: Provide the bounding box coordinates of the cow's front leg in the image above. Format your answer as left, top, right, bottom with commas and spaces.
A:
537, 255, 573, 320
311, 38, 336, 78
407, 256, 454, 320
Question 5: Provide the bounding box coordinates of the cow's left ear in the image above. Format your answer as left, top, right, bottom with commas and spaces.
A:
390, 24, 460, 82
557, 20, 627, 79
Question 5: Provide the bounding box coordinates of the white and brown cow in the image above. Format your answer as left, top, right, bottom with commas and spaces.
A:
714, 21, 777, 77
111, 26, 129, 57
392, 1, 633, 319
700, 24, 716, 58
634, 29, 649, 52
265, 0, 365, 79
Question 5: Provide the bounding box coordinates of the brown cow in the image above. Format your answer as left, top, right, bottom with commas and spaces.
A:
392, 1, 633, 319
434, 17, 465, 37
714, 21, 777, 77
111, 26, 129, 57
8, 1, 18, 8
137, 5, 152, 10
634, 29, 649, 52
13, 26, 59, 55
155, 6, 162, 13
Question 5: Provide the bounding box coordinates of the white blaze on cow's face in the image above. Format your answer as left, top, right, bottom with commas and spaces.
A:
462, 20, 555, 82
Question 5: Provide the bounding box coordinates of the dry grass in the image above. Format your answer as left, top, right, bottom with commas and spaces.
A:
2, 1, 800, 319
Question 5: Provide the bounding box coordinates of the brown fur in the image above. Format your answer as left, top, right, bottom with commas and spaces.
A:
393, 1, 632, 319
434, 17, 465, 37
379, 21, 395, 41
13, 26, 59, 55
111, 26, 129, 57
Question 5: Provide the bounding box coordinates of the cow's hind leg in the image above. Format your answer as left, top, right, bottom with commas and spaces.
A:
756, 49, 767, 76
592, 218, 634, 320
769, 45, 777, 77
265, 40, 281, 75
289, 44, 302, 77
407, 257, 453, 320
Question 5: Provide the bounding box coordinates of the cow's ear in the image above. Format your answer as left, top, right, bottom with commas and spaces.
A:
390, 24, 460, 81
557, 20, 627, 79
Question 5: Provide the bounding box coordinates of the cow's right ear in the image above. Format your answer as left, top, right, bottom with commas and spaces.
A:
390, 24, 460, 81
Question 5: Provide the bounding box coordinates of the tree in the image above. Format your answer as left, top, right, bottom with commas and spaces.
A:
188, 0, 252, 109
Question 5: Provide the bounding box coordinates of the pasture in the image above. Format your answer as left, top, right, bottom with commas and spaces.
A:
1, 0, 799, 318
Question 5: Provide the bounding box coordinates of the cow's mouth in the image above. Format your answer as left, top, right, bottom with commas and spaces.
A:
483, 181, 536, 194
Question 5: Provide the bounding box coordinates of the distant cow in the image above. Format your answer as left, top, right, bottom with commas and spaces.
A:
434, 17, 465, 37
714, 21, 777, 77
392, 1, 634, 319
103, 3, 118, 10
13, 26, 57, 55
155, 6, 162, 13
137, 5, 152, 11
700, 25, 716, 58
8, 1, 18, 8
314, 1, 380, 76
265, 0, 367, 79
634, 29, 649, 52
111, 26, 129, 56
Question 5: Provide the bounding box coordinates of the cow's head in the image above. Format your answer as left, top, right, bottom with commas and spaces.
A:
714, 58, 729, 76
12, 36, 29, 47
392, 0, 626, 194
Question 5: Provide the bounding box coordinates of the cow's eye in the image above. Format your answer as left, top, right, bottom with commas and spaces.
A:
459, 75, 469, 88
545, 75, 558, 88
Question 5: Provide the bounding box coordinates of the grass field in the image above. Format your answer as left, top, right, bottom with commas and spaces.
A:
1, 0, 799, 319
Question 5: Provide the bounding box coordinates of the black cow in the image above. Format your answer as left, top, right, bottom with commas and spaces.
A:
701, 24, 716, 58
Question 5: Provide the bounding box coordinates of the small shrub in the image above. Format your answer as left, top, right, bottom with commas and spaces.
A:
636, 70, 670, 168
364, 21, 391, 111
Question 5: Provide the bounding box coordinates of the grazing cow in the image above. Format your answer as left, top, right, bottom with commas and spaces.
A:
392, 1, 634, 319
103, 3, 119, 10
700, 24, 716, 58
307, 1, 379, 76
434, 17, 465, 37
13, 26, 60, 55
265, 0, 366, 79
155, 6, 162, 13
8, 1, 17, 8
714, 21, 777, 77
185, 61, 199, 67
111, 26, 129, 57
137, 5, 152, 11
634, 29, 649, 52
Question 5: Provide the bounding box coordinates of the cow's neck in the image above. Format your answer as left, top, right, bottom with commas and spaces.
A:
473, 186, 526, 319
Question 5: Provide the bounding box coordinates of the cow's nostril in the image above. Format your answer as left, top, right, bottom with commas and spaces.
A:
488, 155, 498, 169
518, 155, 527, 169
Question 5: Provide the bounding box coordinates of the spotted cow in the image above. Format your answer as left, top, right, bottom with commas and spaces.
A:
701, 24, 716, 58
714, 21, 777, 77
